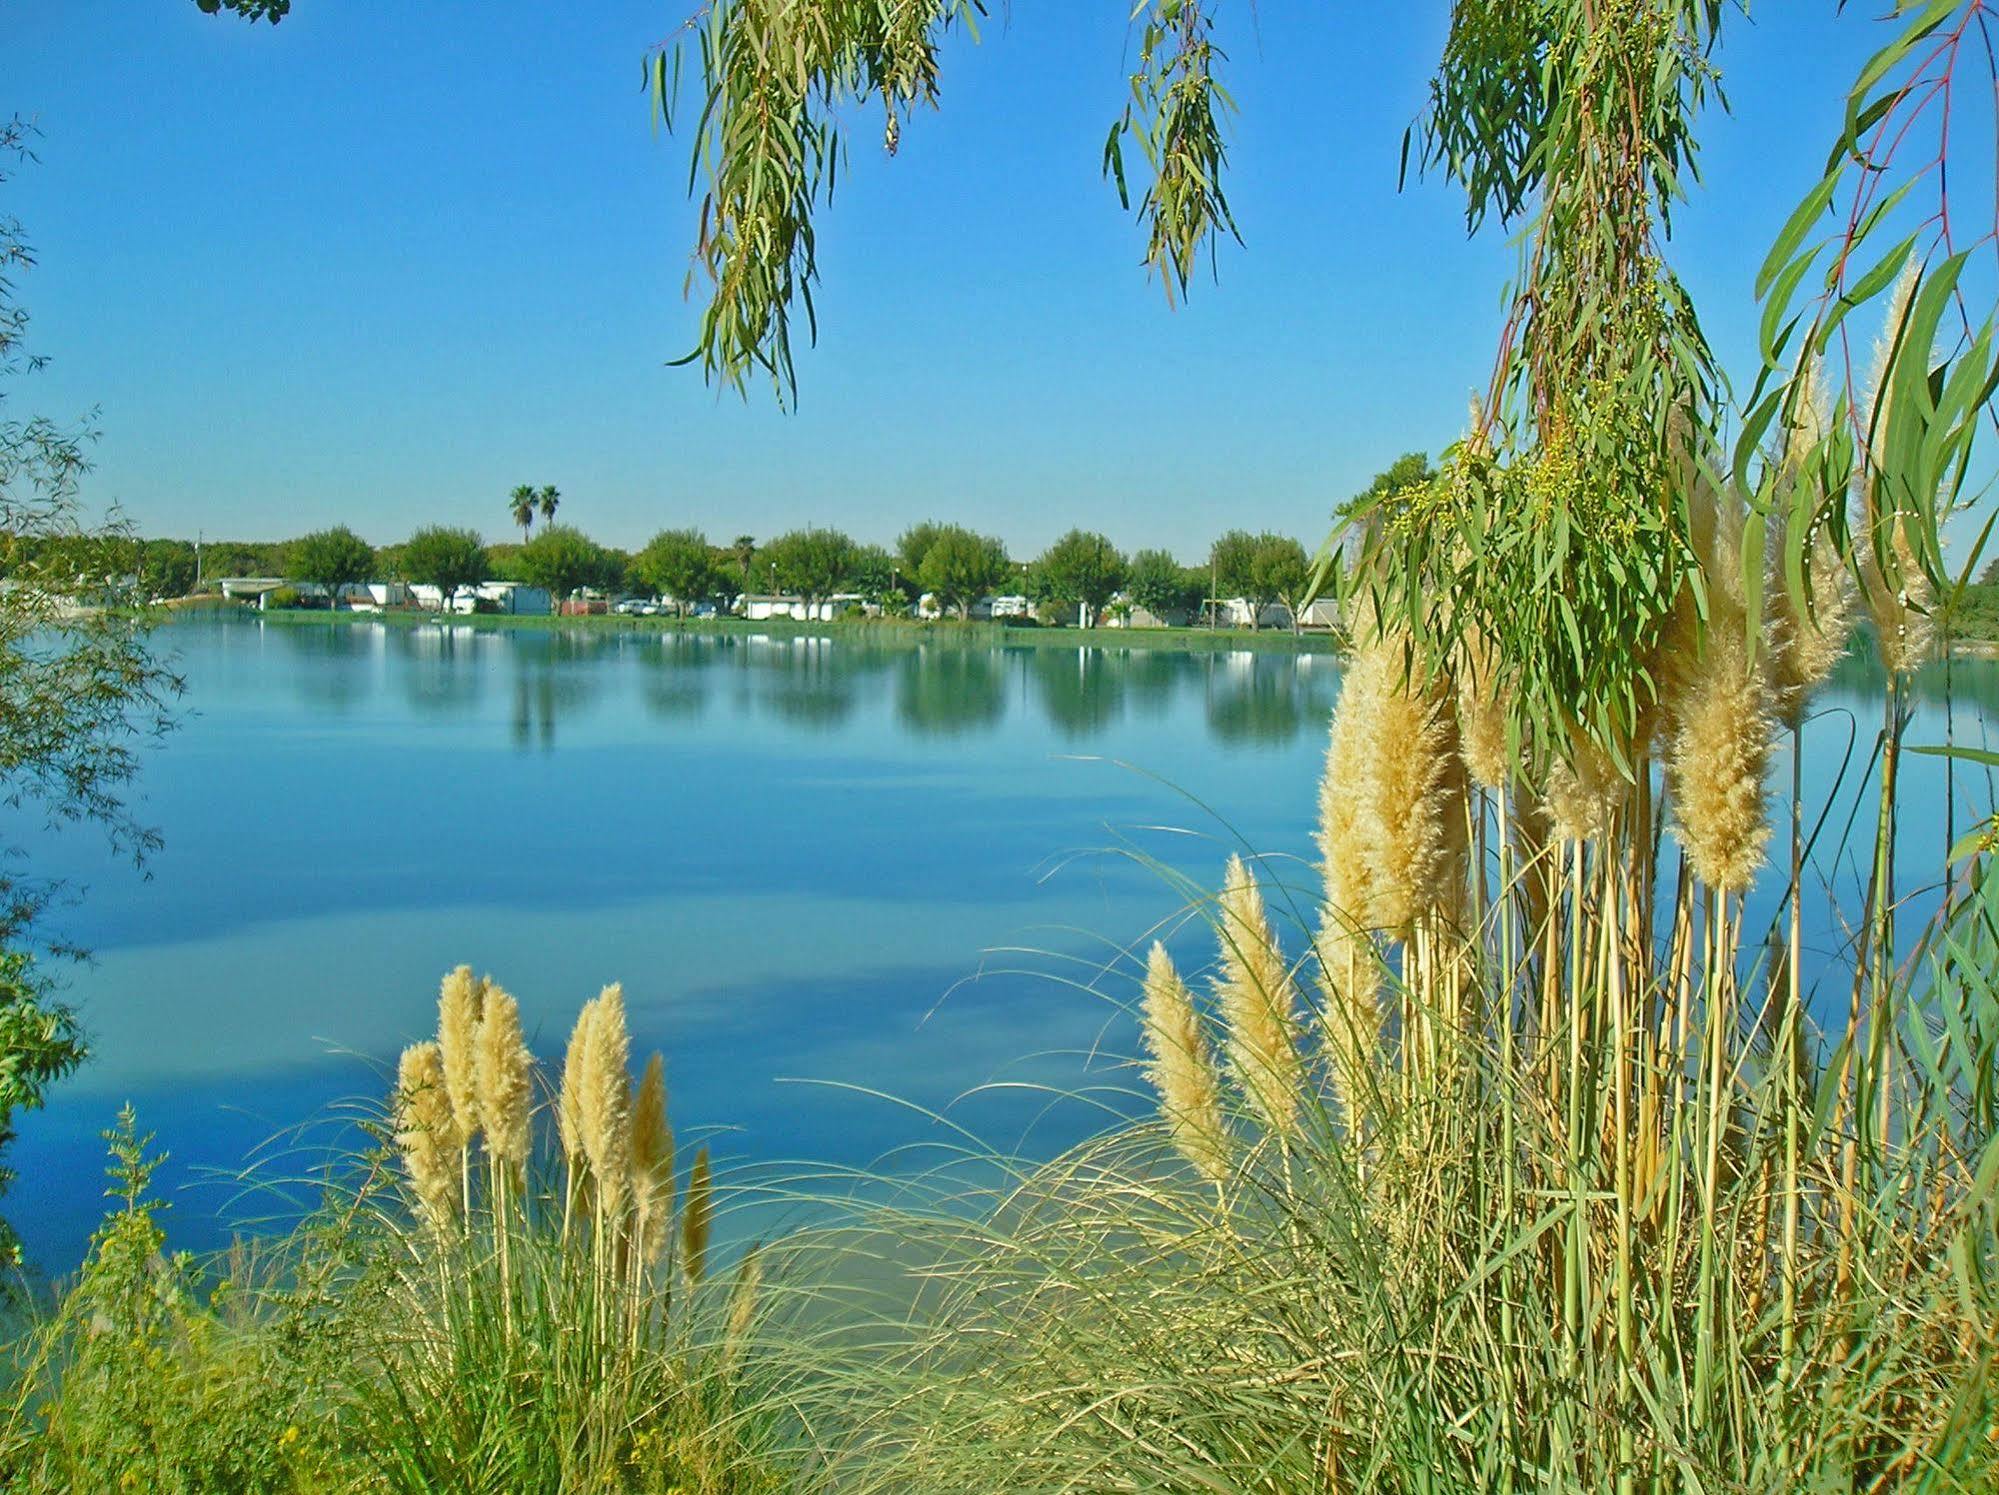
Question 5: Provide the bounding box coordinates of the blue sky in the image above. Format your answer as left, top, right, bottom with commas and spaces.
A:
2, 3, 1887, 559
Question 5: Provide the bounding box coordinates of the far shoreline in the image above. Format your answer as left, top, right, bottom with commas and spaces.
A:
179, 601, 1348, 654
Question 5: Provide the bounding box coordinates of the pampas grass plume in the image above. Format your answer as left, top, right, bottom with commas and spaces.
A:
1668, 626, 1776, 892
1138, 941, 1229, 1186
1456, 631, 1511, 794
474, 982, 534, 1167
1770, 529, 1855, 726
1857, 257, 1937, 676
436, 965, 485, 1148
722, 1245, 763, 1376
578, 983, 633, 1218
1316, 642, 1379, 922
631, 1051, 675, 1265
1543, 737, 1622, 846
1319, 622, 1469, 931
1214, 855, 1305, 1140
1768, 359, 1856, 723
1314, 911, 1381, 1132
556, 999, 593, 1166
682, 1145, 713, 1286
393, 1040, 458, 1235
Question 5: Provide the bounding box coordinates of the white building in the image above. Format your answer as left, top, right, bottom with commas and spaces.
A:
217, 577, 288, 608
408, 581, 550, 615
916, 592, 1032, 621
1215, 597, 1297, 630
741, 594, 860, 622
358, 582, 412, 611
479, 581, 550, 615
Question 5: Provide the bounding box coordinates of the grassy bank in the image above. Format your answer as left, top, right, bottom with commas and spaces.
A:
231, 604, 1343, 653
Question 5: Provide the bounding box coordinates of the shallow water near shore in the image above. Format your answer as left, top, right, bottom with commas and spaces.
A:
8, 612, 1992, 1270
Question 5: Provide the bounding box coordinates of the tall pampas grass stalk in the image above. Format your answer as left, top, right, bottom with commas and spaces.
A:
1766, 354, 1855, 1374
682, 1146, 713, 1289
556, 999, 594, 1244
1856, 254, 1935, 677
578, 984, 634, 1277
474, 982, 534, 1328
436, 965, 485, 1214
1313, 912, 1381, 1138
393, 1041, 459, 1238
476, 984, 534, 1175
1319, 618, 1470, 934
1213, 855, 1306, 1142
631, 1052, 675, 1269
1138, 941, 1229, 1188
1456, 630, 1512, 796
1770, 358, 1856, 729
1849, 260, 1935, 1203
1667, 623, 1775, 894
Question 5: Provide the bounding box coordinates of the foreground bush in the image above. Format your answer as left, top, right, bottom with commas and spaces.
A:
1, 976, 788, 1494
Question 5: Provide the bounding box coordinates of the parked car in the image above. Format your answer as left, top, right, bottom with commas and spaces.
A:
614, 597, 662, 616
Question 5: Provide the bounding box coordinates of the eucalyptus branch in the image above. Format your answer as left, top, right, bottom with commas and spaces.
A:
657, 0, 1243, 403
652, 0, 984, 407
1103, 0, 1242, 308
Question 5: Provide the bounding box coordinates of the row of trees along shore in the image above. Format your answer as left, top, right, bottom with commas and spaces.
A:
14, 510, 1386, 629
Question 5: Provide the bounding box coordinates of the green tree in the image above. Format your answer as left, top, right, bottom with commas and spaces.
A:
401, 526, 489, 611
537, 484, 561, 526
286, 526, 375, 610
916, 525, 1008, 618
1344, 452, 1436, 517
762, 526, 857, 605
1251, 534, 1312, 633
509, 484, 538, 542
517, 524, 615, 612
896, 521, 949, 580
1035, 530, 1126, 629
137, 540, 197, 600
1208, 529, 1257, 616
731, 534, 757, 600
851, 543, 900, 607
634, 528, 718, 615
1125, 548, 1199, 624
1210, 530, 1309, 631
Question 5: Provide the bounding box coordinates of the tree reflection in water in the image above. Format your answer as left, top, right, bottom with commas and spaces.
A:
1203, 650, 1340, 746
895, 645, 1006, 738
504, 632, 601, 750
265, 615, 382, 715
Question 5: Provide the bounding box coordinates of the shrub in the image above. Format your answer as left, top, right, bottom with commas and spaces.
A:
2, 978, 795, 1495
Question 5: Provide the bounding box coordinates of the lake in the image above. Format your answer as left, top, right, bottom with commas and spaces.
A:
10, 613, 1991, 1269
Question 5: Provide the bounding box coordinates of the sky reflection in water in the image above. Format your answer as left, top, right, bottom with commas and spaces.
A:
9, 614, 1992, 1268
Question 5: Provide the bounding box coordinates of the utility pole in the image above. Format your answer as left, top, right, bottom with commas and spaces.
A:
195, 529, 204, 590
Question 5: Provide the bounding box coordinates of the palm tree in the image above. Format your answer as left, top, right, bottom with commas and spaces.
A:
509, 484, 537, 542
537, 485, 560, 526
733, 535, 755, 597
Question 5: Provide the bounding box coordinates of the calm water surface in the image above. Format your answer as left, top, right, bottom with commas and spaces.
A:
11, 614, 1993, 1268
